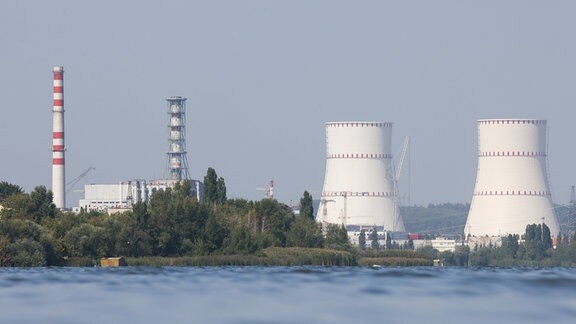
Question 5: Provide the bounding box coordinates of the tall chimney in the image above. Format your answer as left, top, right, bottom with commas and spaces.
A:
52, 66, 65, 209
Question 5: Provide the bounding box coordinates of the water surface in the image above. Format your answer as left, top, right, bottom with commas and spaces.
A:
1, 266, 575, 323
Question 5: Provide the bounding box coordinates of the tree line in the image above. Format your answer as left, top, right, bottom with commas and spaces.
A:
417, 223, 576, 266
0, 169, 349, 267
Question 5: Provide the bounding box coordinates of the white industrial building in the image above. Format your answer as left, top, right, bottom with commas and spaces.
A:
465, 119, 560, 237
75, 179, 202, 213
317, 122, 405, 232
412, 238, 459, 253
73, 95, 202, 213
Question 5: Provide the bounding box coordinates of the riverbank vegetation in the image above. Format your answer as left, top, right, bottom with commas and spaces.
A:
2, 174, 425, 267
418, 223, 576, 267
125, 247, 356, 267
357, 250, 433, 266
7, 174, 574, 268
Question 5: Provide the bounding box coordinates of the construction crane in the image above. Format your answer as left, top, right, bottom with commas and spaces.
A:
320, 198, 335, 224
392, 136, 410, 231
66, 167, 95, 195
570, 186, 576, 233
395, 137, 410, 185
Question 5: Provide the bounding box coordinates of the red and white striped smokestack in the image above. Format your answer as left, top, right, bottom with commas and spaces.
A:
52, 66, 65, 209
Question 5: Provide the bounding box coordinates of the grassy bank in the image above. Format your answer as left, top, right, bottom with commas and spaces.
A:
120, 248, 431, 267
356, 250, 434, 267
63, 248, 433, 267
357, 257, 433, 267
125, 247, 356, 267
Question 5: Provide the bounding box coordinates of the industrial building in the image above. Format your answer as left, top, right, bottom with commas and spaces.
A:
465, 119, 560, 237
72, 96, 202, 213
317, 122, 405, 232
75, 179, 202, 213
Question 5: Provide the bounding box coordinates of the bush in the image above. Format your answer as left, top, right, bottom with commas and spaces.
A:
4, 239, 47, 267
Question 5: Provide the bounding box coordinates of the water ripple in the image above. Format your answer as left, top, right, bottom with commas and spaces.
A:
1, 266, 576, 323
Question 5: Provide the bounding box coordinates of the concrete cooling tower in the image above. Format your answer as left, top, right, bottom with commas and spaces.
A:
465, 119, 560, 237
317, 122, 405, 232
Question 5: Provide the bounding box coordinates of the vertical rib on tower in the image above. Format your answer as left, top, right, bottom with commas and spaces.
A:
317, 122, 405, 231
465, 119, 560, 237
166, 96, 190, 181
52, 66, 65, 209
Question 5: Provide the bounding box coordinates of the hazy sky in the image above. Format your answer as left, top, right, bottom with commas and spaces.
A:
2, 1, 576, 207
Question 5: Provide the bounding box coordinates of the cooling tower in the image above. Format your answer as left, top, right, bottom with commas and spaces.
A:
465, 119, 560, 237
317, 122, 405, 231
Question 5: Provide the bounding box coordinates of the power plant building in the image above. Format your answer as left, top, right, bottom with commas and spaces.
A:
465, 119, 560, 237
317, 122, 405, 232
76, 180, 203, 212
73, 95, 202, 213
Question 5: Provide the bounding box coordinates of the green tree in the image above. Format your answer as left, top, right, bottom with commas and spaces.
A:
299, 191, 314, 220
0, 181, 23, 202
216, 177, 227, 203
417, 245, 439, 260
407, 238, 414, 250
369, 228, 379, 250
132, 201, 149, 226
325, 224, 349, 249
4, 239, 47, 267
385, 232, 392, 250
524, 223, 545, 260
358, 229, 367, 250
145, 185, 205, 256
225, 224, 258, 254
542, 223, 552, 250
202, 212, 229, 254
0, 193, 33, 219
469, 246, 491, 266
0, 186, 57, 223
255, 199, 294, 247
502, 234, 519, 258
287, 215, 323, 248
0, 218, 61, 266
63, 223, 105, 257
203, 168, 218, 204
101, 212, 152, 257
29, 186, 57, 223
453, 245, 470, 266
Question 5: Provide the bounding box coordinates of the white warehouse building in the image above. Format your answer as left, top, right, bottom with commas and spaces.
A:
76, 179, 202, 213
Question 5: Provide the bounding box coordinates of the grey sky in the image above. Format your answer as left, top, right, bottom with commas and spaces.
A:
1, 1, 576, 206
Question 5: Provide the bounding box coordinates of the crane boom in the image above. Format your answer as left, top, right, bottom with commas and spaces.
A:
66, 166, 95, 194
392, 137, 410, 231
395, 136, 410, 181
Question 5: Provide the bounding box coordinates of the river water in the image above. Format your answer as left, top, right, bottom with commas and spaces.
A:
1, 266, 575, 323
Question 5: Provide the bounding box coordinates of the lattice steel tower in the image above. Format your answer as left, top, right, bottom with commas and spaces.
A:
166, 96, 190, 181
